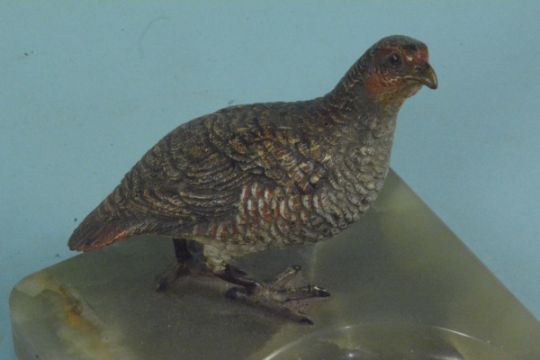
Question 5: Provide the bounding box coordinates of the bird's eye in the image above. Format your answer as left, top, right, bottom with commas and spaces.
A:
388, 53, 402, 67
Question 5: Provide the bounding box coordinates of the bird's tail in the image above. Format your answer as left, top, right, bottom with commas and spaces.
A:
68, 211, 133, 252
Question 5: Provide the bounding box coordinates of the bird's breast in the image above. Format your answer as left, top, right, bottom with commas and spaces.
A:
190, 143, 391, 253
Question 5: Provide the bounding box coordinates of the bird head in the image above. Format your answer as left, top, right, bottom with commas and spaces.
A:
347, 35, 437, 110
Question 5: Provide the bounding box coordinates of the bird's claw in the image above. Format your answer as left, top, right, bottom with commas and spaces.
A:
224, 265, 330, 324
225, 285, 316, 325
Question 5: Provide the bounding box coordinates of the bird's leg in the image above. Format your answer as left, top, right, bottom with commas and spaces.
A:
156, 238, 200, 291
217, 265, 330, 324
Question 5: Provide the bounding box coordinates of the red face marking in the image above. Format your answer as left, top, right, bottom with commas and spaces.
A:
364, 45, 428, 100
364, 69, 392, 99
404, 47, 428, 67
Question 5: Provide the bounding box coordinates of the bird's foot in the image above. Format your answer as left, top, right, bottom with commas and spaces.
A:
155, 263, 190, 292
155, 260, 211, 292
156, 238, 210, 291
224, 265, 330, 324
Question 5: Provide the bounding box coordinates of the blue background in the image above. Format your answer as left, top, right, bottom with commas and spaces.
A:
1, 1, 539, 357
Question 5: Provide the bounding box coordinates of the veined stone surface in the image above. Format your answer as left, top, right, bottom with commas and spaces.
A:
10, 171, 540, 360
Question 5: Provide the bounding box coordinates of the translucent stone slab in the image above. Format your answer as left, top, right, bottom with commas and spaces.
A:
9, 171, 540, 359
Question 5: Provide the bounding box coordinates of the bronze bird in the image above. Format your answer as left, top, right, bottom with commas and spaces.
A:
69, 35, 437, 322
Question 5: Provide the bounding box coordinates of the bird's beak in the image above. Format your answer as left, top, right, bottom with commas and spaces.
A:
416, 63, 438, 89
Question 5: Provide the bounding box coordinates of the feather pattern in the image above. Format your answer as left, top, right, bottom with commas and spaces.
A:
68, 35, 436, 272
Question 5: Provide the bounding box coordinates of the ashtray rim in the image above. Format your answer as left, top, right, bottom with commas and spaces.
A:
263, 321, 509, 360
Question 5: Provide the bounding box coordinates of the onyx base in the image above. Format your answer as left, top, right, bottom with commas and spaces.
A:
10, 171, 540, 359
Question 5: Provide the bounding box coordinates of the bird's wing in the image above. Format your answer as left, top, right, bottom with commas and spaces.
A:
69, 103, 330, 251
204, 103, 331, 193
130, 103, 330, 218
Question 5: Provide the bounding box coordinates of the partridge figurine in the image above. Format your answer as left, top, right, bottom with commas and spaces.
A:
69, 35, 437, 323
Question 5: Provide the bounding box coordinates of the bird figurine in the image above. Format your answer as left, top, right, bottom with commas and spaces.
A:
69, 35, 437, 323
